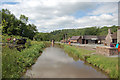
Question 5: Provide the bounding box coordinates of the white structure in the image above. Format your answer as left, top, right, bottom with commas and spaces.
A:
105, 29, 112, 46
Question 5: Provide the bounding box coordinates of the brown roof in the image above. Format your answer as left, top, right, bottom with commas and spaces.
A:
111, 32, 117, 39
70, 36, 80, 40
83, 35, 98, 40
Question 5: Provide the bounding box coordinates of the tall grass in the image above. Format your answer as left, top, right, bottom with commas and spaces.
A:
63, 44, 118, 78
2, 41, 46, 78
64, 44, 95, 60
86, 55, 118, 78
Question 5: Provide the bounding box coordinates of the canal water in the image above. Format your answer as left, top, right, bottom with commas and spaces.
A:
24, 46, 108, 78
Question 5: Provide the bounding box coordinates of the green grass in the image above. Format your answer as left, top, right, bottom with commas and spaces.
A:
2, 41, 46, 78
63, 44, 118, 78
86, 55, 118, 78
63, 44, 95, 60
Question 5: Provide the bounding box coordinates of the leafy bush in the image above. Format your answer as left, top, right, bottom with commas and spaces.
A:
25, 41, 31, 48
2, 42, 46, 78
2, 34, 31, 43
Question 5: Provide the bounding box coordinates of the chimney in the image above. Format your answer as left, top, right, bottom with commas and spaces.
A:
105, 28, 112, 46
108, 28, 111, 34
117, 26, 120, 43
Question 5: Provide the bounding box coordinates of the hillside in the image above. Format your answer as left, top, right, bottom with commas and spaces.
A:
48, 25, 118, 41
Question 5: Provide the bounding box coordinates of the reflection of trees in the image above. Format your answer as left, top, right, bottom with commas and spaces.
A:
66, 52, 79, 62
73, 56, 79, 61
83, 61, 105, 74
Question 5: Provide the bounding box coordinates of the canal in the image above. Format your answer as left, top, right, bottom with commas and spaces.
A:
24, 46, 108, 78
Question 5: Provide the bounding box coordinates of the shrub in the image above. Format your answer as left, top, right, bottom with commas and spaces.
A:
2, 42, 46, 78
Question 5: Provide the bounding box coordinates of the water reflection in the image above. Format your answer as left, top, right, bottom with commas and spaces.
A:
24, 46, 108, 78
65, 52, 79, 61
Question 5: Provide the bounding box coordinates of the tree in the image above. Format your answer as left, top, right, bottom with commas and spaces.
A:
20, 15, 28, 24
2, 19, 8, 33
1, 9, 38, 39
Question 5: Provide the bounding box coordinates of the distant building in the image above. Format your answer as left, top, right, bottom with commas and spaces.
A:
111, 32, 117, 43
70, 35, 105, 44
70, 27, 120, 44
70, 36, 81, 43
81, 35, 98, 44
105, 29, 117, 46
98, 36, 106, 44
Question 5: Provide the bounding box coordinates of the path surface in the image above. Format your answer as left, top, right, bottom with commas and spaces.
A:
24, 46, 108, 78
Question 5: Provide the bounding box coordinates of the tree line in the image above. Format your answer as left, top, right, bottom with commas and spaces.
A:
1, 9, 119, 41
34, 25, 118, 41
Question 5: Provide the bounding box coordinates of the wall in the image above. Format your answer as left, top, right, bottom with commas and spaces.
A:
70, 40, 77, 43
99, 40, 105, 44
117, 27, 120, 43
78, 39, 82, 44
96, 46, 118, 56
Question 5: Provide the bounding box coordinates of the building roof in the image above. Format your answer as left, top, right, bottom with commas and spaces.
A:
111, 32, 117, 39
70, 36, 81, 40
98, 36, 106, 40
83, 35, 98, 40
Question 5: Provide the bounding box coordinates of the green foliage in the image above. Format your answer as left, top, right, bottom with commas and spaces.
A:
25, 41, 31, 48
86, 55, 118, 78
63, 44, 118, 78
34, 32, 51, 41
2, 41, 46, 78
20, 14, 28, 24
63, 44, 95, 60
47, 25, 118, 41
2, 34, 31, 43
2, 19, 8, 33
1, 9, 37, 39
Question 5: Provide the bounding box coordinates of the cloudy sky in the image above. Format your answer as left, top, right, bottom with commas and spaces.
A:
1, 0, 119, 32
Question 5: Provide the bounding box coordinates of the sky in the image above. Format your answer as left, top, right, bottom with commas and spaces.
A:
1, 0, 119, 32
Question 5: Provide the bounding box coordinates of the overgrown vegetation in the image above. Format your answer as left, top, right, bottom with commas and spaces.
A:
2, 41, 46, 78
2, 34, 31, 43
63, 44, 118, 78
1, 9, 37, 39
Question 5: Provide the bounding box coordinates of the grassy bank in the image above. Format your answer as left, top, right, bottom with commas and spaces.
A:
2, 41, 46, 78
62, 44, 118, 78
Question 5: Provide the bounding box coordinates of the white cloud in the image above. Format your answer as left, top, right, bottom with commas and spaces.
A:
1, 0, 118, 32
89, 2, 118, 15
